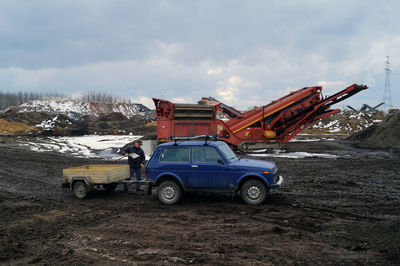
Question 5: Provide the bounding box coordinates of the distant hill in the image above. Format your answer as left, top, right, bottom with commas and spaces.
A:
0, 98, 155, 136
5, 98, 151, 119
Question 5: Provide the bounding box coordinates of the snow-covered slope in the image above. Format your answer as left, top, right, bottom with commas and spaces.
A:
16, 98, 151, 119
305, 110, 386, 134
20, 135, 143, 159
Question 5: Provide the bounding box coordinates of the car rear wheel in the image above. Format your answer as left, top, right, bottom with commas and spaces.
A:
73, 181, 87, 199
241, 179, 267, 205
158, 180, 182, 205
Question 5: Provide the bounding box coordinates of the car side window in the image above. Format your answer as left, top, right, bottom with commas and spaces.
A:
192, 147, 223, 163
159, 147, 189, 162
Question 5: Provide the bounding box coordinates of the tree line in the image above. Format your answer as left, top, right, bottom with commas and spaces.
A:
80, 92, 133, 104
0, 91, 64, 110
0, 91, 133, 110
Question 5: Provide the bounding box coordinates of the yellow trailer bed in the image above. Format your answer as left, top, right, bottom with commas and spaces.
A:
62, 164, 130, 199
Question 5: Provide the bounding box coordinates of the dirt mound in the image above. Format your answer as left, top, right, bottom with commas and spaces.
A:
99, 112, 127, 121
304, 110, 386, 135
0, 111, 53, 125
87, 115, 154, 135
0, 119, 37, 134
347, 125, 377, 141
0, 107, 155, 136
13, 98, 153, 119
349, 110, 400, 149
0, 98, 156, 136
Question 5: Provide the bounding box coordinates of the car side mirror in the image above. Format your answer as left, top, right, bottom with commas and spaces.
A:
217, 159, 224, 165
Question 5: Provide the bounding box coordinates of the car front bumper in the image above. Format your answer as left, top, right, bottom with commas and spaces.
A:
270, 175, 283, 189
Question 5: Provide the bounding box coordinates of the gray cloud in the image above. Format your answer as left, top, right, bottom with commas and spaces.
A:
0, 0, 399, 109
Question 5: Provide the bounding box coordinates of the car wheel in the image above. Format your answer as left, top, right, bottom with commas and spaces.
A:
241, 179, 267, 205
103, 183, 117, 192
157, 180, 182, 205
73, 181, 87, 199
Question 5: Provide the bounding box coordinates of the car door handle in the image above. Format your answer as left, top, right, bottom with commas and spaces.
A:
191, 165, 198, 168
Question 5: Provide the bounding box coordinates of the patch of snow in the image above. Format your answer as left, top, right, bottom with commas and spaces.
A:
291, 138, 335, 142
54, 135, 141, 150
329, 126, 342, 133
248, 151, 338, 159
20, 135, 143, 159
36, 115, 61, 129
349, 112, 365, 120
290, 138, 322, 142
20, 99, 93, 115
250, 149, 269, 153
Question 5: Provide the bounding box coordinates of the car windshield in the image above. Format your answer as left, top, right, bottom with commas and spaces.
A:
218, 143, 239, 162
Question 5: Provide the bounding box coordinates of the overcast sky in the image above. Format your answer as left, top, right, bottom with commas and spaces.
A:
0, 0, 399, 110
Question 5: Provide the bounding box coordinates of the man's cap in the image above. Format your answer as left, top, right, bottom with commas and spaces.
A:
135, 140, 143, 145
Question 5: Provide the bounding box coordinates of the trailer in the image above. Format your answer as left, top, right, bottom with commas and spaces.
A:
154, 84, 368, 152
62, 165, 147, 199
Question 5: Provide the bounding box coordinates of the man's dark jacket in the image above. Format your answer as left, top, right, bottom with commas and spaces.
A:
122, 145, 145, 167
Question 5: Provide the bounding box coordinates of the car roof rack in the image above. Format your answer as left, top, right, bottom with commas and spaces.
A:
168, 135, 219, 146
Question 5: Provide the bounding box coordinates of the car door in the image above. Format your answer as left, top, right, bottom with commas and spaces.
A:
187, 146, 229, 190
155, 147, 191, 184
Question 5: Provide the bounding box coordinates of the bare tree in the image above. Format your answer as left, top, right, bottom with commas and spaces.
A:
0, 91, 64, 110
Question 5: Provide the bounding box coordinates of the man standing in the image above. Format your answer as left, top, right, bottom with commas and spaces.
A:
122, 139, 145, 192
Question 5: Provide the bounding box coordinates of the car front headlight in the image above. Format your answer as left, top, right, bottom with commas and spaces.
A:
273, 173, 279, 184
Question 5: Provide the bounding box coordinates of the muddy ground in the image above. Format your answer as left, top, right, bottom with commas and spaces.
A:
1, 139, 400, 265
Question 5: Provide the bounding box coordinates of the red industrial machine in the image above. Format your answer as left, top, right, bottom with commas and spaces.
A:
153, 84, 367, 152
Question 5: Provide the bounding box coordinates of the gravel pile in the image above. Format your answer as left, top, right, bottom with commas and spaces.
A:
349, 110, 400, 149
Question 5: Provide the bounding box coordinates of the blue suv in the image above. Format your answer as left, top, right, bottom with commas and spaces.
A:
145, 140, 283, 205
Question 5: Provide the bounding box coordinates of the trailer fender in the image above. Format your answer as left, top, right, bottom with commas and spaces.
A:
71, 177, 95, 192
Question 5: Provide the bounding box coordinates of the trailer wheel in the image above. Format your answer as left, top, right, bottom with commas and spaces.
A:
103, 183, 117, 192
241, 179, 267, 205
157, 180, 182, 205
73, 181, 87, 199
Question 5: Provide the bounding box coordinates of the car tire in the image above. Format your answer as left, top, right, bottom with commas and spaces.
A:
73, 181, 87, 199
103, 183, 117, 192
157, 180, 182, 205
241, 179, 267, 205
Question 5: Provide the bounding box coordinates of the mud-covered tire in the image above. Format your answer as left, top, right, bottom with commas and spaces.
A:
103, 183, 117, 192
241, 179, 267, 205
157, 180, 182, 205
73, 181, 87, 199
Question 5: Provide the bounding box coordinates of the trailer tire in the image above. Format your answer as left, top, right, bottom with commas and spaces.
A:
157, 180, 182, 205
73, 181, 87, 199
103, 183, 117, 192
241, 179, 267, 205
